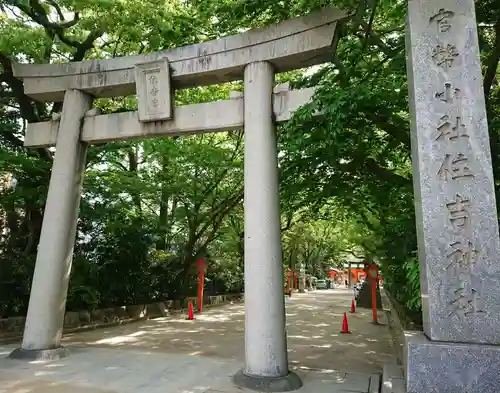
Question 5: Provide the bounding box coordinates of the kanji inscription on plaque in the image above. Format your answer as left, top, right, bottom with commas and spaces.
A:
134, 57, 172, 122
438, 153, 474, 181
432, 43, 459, 71
446, 194, 470, 231
429, 9, 455, 33
435, 82, 461, 104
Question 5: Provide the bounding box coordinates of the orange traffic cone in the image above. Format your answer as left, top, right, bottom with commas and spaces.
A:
340, 312, 351, 334
350, 299, 356, 313
186, 301, 195, 320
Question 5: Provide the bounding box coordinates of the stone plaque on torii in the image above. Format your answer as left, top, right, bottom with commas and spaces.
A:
134, 57, 172, 122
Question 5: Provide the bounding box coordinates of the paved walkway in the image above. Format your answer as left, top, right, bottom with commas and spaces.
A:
0, 289, 396, 392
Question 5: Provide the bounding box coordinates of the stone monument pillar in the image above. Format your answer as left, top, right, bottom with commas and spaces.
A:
10, 90, 92, 361
233, 61, 301, 392
298, 263, 306, 293
406, 1, 500, 392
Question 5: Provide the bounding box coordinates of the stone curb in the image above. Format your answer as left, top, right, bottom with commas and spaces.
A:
380, 288, 406, 365
380, 289, 408, 392
381, 363, 406, 393
0, 295, 243, 346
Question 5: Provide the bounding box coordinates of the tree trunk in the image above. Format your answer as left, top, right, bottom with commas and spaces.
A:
127, 147, 142, 215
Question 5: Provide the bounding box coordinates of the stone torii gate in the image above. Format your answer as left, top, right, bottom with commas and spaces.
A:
9, 6, 346, 392
8, 1, 500, 392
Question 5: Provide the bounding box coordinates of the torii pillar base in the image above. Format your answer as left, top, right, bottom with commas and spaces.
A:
233, 370, 303, 392
9, 347, 70, 362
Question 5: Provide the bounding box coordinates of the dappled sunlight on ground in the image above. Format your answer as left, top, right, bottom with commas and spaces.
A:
0, 289, 394, 392
60, 289, 394, 374
60, 303, 246, 358
283, 290, 394, 373
0, 376, 117, 393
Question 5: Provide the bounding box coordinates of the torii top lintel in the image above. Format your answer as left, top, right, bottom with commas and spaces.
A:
12, 7, 347, 102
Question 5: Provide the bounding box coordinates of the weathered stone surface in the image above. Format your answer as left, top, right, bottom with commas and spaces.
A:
405, 331, 500, 393
233, 369, 303, 392
407, 0, 500, 343
157, 302, 168, 316
84, 107, 102, 117
164, 300, 174, 310
229, 90, 243, 99
24, 87, 316, 148
134, 58, 172, 122
19, 90, 92, 352
12, 8, 347, 101
369, 374, 381, 393
126, 305, 146, 319
102, 308, 118, 322
78, 311, 91, 324
64, 312, 80, 327
0, 294, 242, 337
381, 293, 406, 366
113, 306, 129, 319
146, 302, 168, 317
243, 61, 288, 380
382, 363, 406, 393
0, 317, 25, 333
9, 346, 70, 361
90, 309, 105, 322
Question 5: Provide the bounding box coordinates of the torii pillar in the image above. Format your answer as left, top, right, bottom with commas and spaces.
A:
9, 90, 92, 361
233, 61, 302, 391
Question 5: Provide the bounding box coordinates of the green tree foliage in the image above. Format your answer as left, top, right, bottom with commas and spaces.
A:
0, 0, 244, 314
1, 0, 499, 324
200, 0, 500, 317
278, 0, 500, 317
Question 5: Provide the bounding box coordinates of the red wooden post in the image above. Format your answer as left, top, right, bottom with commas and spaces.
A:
196, 259, 207, 313
284, 268, 292, 296
368, 264, 379, 324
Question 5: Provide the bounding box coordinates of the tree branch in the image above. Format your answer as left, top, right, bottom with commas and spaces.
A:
46, 0, 66, 21
0, 52, 52, 159
484, 20, 500, 102
361, 0, 379, 50
0, 54, 38, 123
7, 0, 101, 57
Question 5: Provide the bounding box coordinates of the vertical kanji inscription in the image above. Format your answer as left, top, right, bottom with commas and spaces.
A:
134, 58, 172, 122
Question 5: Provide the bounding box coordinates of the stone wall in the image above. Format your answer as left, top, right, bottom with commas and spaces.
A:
0, 293, 243, 341
380, 288, 422, 365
